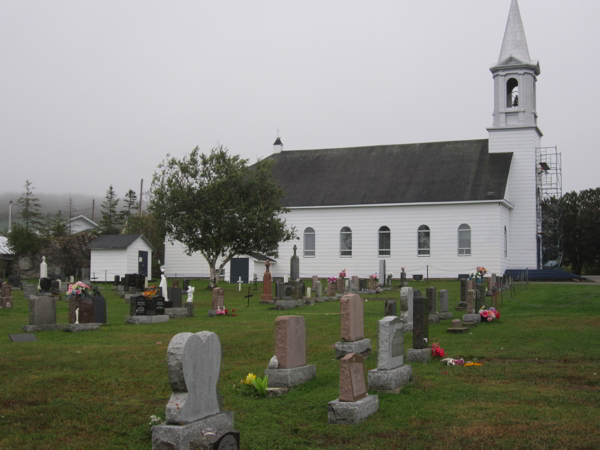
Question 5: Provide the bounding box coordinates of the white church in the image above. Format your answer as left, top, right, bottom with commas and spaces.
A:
164, 0, 546, 282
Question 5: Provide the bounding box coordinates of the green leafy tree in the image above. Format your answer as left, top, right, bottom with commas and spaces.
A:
67, 197, 75, 235
17, 180, 43, 231
100, 185, 121, 234
120, 189, 139, 225
7, 224, 44, 257
150, 146, 297, 287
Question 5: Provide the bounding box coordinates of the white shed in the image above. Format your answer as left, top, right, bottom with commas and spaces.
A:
87, 234, 155, 282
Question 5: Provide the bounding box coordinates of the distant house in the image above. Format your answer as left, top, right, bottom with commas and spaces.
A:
87, 234, 155, 282
0, 236, 14, 272
66, 215, 99, 234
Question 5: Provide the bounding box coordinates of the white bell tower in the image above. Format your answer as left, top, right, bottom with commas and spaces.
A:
488, 0, 541, 270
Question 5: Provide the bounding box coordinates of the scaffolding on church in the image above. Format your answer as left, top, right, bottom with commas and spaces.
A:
535, 146, 563, 269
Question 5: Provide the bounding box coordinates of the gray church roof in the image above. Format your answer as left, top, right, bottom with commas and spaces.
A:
87, 234, 156, 252
264, 139, 512, 207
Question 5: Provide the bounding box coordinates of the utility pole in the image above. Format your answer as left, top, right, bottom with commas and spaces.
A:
92, 199, 95, 221
139, 179, 143, 217
8, 201, 13, 233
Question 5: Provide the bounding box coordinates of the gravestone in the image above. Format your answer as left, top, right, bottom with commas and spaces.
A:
406, 297, 430, 364
39, 278, 51, 293
412, 297, 429, 349
10, 275, 21, 288
168, 287, 183, 308
340, 353, 367, 402
457, 279, 468, 310
290, 245, 299, 280
413, 289, 421, 299
438, 289, 452, 320
400, 287, 413, 315
378, 260, 386, 287
275, 281, 283, 300
467, 289, 475, 314
172, 279, 180, 288
336, 277, 345, 293
152, 331, 236, 449
327, 282, 336, 297
9, 334, 37, 343
335, 294, 372, 359
426, 287, 437, 314
368, 317, 412, 391
114, 275, 121, 286
328, 353, 379, 424
384, 300, 396, 317
340, 294, 364, 342
312, 276, 319, 292
68, 296, 95, 324
50, 280, 60, 295
477, 284, 486, 311
400, 269, 407, 287
351, 276, 360, 291
283, 284, 293, 300
359, 279, 367, 291
276, 316, 306, 369
260, 261, 273, 302
265, 316, 316, 388
291, 279, 304, 300
130, 296, 166, 316
28, 296, 57, 325
93, 296, 107, 323
40, 256, 48, 279
2, 282, 13, 309
212, 288, 225, 311
183, 279, 190, 291
315, 281, 322, 297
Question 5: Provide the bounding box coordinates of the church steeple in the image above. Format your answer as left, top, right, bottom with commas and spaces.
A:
497, 0, 531, 65
489, 0, 540, 130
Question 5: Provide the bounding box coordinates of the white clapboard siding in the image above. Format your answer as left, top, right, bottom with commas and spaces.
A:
126, 238, 153, 277
164, 201, 512, 280
90, 237, 154, 281
489, 127, 540, 269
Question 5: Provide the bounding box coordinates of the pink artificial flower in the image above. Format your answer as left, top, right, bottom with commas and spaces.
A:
487, 316, 492, 322
481, 310, 489, 318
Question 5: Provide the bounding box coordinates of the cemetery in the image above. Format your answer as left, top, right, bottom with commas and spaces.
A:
0, 271, 598, 450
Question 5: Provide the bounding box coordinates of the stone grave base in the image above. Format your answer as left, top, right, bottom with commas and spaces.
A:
368, 365, 412, 391
406, 348, 431, 364
188, 430, 239, 450
447, 326, 469, 334
461, 321, 478, 328
456, 301, 468, 311
264, 365, 316, 388
275, 300, 298, 310
152, 411, 235, 450
334, 339, 372, 359
259, 299, 275, 304
438, 312, 453, 320
266, 387, 288, 397
462, 314, 481, 324
125, 315, 169, 325
166, 304, 194, 319
428, 314, 441, 324
327, 395, 379, 424
22, 323, 101, 333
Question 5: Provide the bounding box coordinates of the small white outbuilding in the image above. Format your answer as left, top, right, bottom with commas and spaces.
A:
87, 234, 155, 282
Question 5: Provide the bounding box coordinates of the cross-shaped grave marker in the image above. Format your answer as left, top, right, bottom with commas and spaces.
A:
245, 286, 253, 307
237, 276, 243, 291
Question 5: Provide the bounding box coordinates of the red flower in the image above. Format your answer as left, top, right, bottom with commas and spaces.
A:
496, 311, 500, 320
481, 310, 489, 318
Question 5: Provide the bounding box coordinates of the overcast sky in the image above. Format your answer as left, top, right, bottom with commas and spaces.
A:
1, 0, 598, 203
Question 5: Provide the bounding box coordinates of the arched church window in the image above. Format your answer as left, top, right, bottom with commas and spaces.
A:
458, 224, 471, 256
378, 226, 391, 257
507, 78, 519, 107
418, 225, 430, 256
304, 227, 315, 257
340, 227, 352, 257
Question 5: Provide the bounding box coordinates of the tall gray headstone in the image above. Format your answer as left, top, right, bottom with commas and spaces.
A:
412, 297, 429, 349
439, 290, 449, 312
28, 296, 57, 325
426, 287, 436, 314
401, 287, 414, 322
376, 316, 404, 370
378, 260, 386, 287
290, 245, 300, 281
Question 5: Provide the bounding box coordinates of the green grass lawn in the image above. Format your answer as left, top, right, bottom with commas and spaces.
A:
1, 280, 599, 450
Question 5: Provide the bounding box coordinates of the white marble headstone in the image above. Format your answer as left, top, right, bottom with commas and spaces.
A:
401, 287, 414, 323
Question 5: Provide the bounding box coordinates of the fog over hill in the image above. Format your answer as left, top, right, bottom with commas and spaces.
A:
0, 190, 147, 225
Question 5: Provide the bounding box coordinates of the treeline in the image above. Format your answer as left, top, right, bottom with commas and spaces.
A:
543, 187, 600, 275
0, 191, 103, 223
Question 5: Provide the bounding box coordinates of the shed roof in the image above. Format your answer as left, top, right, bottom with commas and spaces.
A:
263, 139, 512, 207
87, 234, 156, 252
0, 236, 14, 258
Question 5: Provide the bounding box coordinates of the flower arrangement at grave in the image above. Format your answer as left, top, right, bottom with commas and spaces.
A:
387, 272, 393, 281
479, 306, 500, 322
238, 372, 268, 397
370, 273, 379, 281
215, 306, 229, 315
143, 287, 158, 298
431, 343, 445, 358
339, 269, 347, 278
468, 266, 487, 281
327, 276, 337, 283
67, 281, 91, 297
440, 358, 465, 366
